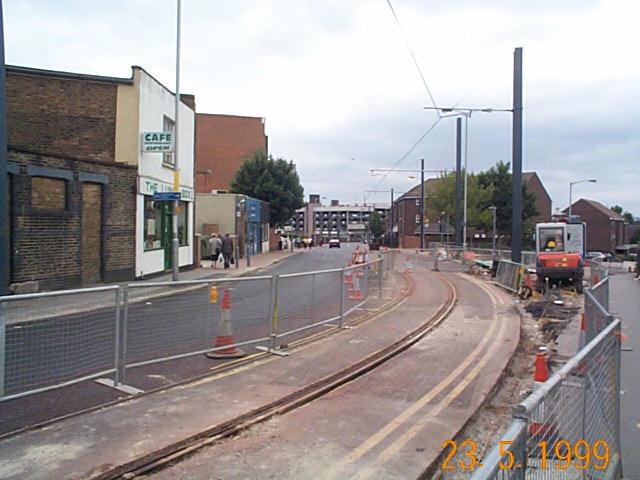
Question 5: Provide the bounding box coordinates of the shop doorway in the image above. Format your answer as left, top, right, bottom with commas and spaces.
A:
160, 202, 173, 270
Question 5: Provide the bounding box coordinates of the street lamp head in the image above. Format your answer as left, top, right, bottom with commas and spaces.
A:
589, 179, 597, 183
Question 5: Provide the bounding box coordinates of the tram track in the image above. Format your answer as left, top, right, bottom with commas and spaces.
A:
94, 272, 458, 480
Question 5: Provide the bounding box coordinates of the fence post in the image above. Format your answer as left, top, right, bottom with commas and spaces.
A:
339, 268, 345, 328
113, 286, 122, 387
378, 259, 383, 299
270, 275, 279, 350
120, 286, 129, 384
0, 301, 5, 398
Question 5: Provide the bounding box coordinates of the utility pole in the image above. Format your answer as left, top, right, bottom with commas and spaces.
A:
454, 117, 462, 247
172, 0, 182, 281
420, 158, 425, 249
390, 188, 394, 247
0, 2, 7, 295
511, 47, 523, 264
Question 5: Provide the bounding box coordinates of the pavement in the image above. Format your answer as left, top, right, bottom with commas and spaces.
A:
3, 248, 304, 324
0, 255, 521, 480
609, 273, 640, 478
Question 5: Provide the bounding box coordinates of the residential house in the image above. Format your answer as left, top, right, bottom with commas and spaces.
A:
563, 199, 625, 253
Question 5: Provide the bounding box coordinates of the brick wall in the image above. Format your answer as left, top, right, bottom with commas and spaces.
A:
396, 197, 420, 248
9, 149, 137, 291
524, 175, 552, 223
569, 201, 624, 253
195, 114, 267, 192
7, 70, 118, 162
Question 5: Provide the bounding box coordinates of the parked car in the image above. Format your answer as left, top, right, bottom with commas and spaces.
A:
329, 238, 341, 249
586, 251, 607, 262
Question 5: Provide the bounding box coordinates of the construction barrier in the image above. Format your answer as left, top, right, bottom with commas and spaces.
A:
472, 271, 622, 480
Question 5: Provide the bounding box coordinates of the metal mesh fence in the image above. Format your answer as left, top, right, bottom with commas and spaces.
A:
495, 260, 523, 293
590, 260, 609, 288
277, 269, 343, 339
124, 277, 273, 370
0, 287, 119, 400
473, 276, 622, 479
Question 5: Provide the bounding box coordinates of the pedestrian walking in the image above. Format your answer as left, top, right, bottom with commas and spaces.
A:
222, 234, 234, 269
209, 234, 222, 269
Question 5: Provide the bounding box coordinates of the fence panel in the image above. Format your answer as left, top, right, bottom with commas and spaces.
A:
473, 309, 622, 479
124, 276, 273, 371
0, 286, 119, 401
495, 260, 523, 293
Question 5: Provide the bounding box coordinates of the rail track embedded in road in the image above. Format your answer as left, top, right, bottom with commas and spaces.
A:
94, 272, 458, 480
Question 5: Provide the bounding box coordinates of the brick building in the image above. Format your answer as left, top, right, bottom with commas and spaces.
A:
6, 66, 138, 291
195, 114, 268, 193
563, 199, 626, 253
523, 172, 552, 223
6, 65, 196, 291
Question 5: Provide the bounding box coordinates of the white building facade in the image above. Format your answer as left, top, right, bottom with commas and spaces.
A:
115, 67, 195, 278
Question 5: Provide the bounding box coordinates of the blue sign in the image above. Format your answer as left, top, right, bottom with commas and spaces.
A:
153, 191, 181, 201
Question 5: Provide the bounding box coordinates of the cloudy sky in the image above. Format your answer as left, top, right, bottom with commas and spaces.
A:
5, 0, 640, 214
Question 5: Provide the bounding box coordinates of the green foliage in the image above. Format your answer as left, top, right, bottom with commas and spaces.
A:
428, 171, 493, 229
610, 205, 634, 224
476, 161, 538, 236
230, 151, 304, 227
631, 230, 640, 244
368, 211, 385, 239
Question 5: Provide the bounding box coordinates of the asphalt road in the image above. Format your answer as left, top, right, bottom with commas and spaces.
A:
609, 273, 640, 478
0, 244, 378, 435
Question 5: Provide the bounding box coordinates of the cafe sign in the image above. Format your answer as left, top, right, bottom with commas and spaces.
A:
141, 131, 174, 152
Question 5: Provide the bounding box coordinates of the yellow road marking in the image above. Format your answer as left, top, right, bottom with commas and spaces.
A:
340, 285, 498, 467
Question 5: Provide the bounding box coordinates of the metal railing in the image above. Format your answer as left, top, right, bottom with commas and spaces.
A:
495, 260, 525, 293
472, 268, 622, 479
0, 256, 390, 401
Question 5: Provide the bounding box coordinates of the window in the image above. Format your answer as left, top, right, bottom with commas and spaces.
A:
31, 177, 67, 211
144, 197, 163, 250
162, 115, 176, 167
415, 199, 420, 206
415, 214, 420, 224
178, 201, 188, 245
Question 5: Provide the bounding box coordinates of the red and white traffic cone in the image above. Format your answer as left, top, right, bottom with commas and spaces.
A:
528, 348, 557, 441
206, 289, 246, 359
344, 268, 354, 286
577, 312, 588, 351
348, 271, 364, 300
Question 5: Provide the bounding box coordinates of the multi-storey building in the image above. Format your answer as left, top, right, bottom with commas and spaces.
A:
195, 114, 268, 193
286, 196, 388, 243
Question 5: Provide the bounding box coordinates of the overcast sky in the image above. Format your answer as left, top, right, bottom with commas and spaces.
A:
5, 0, 640, 214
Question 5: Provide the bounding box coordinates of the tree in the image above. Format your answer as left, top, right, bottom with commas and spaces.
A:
368, 211, 385, 240
476, 161, 538, 236
611, 205, 634, 224
630, 230, 640, 244
428, 171, 494, 230
230, 151, 304, 227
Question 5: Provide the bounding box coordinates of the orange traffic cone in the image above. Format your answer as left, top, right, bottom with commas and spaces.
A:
206, 289, 246, 359
344, 268, 354, 286
528, 348, 557, 440
577, 312, 587, 351
533, 349, 549, 387
348, 272, 364, 300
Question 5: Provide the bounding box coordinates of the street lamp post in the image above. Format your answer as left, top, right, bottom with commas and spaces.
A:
568, 179, 597, 219
424, 106, 512, 251
489, 206, 497, 260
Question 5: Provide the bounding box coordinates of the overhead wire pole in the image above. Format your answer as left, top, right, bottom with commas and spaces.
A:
0, 1, 7, 295
511, 47, 523, 263
420, 158, 425, 249
172, 0, 182, 281
454, 118, 462, 246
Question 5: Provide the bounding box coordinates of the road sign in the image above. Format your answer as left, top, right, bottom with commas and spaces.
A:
153, 191, 181, 201
142, 132, 174, 152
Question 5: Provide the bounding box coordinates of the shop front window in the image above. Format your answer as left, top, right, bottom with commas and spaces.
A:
144, 197, 163, 250
178, 201, 188, 246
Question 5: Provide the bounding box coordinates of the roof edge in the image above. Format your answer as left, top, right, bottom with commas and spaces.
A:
6, 64, 134, 85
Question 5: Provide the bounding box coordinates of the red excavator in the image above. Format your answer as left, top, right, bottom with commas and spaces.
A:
535, 221, 585, 293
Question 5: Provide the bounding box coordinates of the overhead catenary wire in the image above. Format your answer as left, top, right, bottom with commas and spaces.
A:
385, 0, 439, 114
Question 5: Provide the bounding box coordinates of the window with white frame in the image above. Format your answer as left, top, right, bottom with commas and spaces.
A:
163, 115, 176, 167
415, 214, 420, 224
